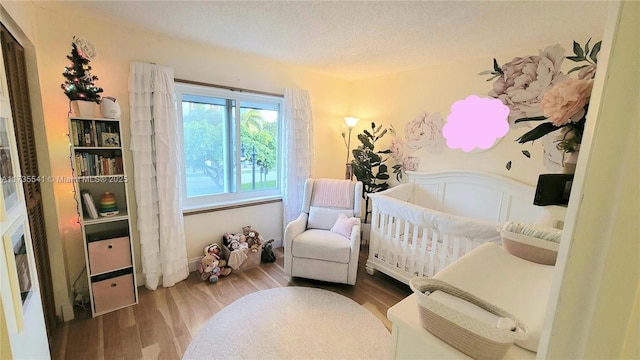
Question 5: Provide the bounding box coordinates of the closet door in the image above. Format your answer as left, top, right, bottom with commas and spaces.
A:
0, 23, 56, 343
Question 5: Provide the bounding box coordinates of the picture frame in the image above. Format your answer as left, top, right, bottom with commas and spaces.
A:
0, 117, 19, 220
1, 217, 33, 333
101, 132, 120, 147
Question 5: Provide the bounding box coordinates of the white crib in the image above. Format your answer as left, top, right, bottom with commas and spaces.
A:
366, 170, 548, 285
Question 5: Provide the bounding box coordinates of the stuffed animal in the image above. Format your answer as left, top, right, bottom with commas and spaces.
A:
197, 254, 231, 283
243, 225, 264, 252
204, 243, 229, 267
205, 243, 222, 258
228, 238, 241, 251
238, 234, 249, 250
223, 233, 249, 251
261, 238, 276, 263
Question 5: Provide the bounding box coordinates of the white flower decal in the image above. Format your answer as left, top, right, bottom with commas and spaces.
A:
404, 112, 445, 153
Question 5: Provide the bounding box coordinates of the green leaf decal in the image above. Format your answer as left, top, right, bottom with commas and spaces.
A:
514, 116, 548, 123
568, 64, 590, 74
584, 38, 591, 57
566, 55, 585, 62
516, 122, 559, 143
573, 41, 584, 57
493, 58, 503, 74
522, 150, 531, 158
506, 161, 512, 171
590, 41, 601, 63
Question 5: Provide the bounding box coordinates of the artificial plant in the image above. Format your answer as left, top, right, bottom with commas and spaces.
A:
351, 122, 390, 223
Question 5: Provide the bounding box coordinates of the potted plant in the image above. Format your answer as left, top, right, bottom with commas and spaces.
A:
351, 122, 391, 223
61, 36, 103, 116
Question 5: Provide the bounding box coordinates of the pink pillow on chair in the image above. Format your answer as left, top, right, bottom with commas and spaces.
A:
330, 213, 360, 238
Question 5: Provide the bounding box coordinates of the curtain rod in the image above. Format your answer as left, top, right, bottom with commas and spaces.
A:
174, 78, 283, 98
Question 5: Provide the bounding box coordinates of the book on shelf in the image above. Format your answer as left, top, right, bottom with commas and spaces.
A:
82, 192, 99, 219
71, 119, 120, 147
74, 153, 123, 176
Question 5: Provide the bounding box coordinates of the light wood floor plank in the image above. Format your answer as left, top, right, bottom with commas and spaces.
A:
52, 246, 411, 359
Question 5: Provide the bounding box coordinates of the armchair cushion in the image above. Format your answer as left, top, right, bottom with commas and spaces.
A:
291, 229, 352, 263
308, 206, 353, 230
330, 214, 360, 239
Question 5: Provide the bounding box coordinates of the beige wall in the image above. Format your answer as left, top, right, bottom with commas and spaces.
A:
21, 4, 349, 303
540, 1, 639, 358
349, 44, 605, 186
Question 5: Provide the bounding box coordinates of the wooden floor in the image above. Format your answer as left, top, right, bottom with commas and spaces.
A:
50, 246, 412, 360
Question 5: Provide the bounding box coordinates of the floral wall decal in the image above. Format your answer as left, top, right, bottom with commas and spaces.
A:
442, 95, 509, 152
482, 39, 600, 172
390, 112, 445, 180
481, 44, 568, 129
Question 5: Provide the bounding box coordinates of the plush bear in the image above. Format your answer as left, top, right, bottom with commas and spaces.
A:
243, 225, 264, 252
197, 254, 231, 283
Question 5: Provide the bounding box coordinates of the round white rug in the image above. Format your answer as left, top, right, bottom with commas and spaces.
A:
183, 287, 390, 359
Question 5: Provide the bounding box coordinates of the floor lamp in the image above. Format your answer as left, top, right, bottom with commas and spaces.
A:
343, 116, 360, 180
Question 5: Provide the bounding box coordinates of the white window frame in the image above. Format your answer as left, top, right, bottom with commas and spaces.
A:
176, 83, 283, 211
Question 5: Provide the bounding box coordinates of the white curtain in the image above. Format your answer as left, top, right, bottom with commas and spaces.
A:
283, 88, 315, 226
129, 62, 189, 290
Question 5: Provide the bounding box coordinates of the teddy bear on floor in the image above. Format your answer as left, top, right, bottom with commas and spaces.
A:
197, 254, 231, 283
242, 225, 264, 252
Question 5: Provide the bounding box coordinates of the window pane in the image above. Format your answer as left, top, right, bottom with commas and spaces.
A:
182, 96, 235, 197
239, 102, 279, 191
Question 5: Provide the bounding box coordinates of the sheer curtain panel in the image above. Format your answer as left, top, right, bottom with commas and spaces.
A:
129, 62, 189, 290
283, 88, 314, 226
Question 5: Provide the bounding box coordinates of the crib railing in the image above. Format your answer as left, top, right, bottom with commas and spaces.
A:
366, 188, 499, 285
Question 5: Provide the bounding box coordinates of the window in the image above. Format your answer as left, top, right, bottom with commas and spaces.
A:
176, 83, 282, 209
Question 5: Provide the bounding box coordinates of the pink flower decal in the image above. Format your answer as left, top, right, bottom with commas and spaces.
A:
402, 156, 419, 171
541, 79, 593, 127
443, 96, 510, 152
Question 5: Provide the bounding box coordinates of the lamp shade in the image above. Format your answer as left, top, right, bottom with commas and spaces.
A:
344, 117, 360, 128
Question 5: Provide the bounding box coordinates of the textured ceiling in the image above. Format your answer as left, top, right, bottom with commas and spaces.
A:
33, 1, 610, 80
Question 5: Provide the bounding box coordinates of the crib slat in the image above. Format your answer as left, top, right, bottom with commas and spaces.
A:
391, 217, 402, 267
452, 237, 461, 266
418, 228, 429, 278
438, 234, 449, 273
399, 221, 410, 273
427, 230, 438, 276
409, 223, 419, 277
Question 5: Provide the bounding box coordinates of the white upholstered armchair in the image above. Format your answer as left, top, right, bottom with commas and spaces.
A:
284, 178, 363, 285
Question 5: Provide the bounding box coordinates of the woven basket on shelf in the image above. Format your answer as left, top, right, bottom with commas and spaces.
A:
409, 278, 528, 360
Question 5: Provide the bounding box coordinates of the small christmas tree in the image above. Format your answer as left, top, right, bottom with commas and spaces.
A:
61, 36, 103, 103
